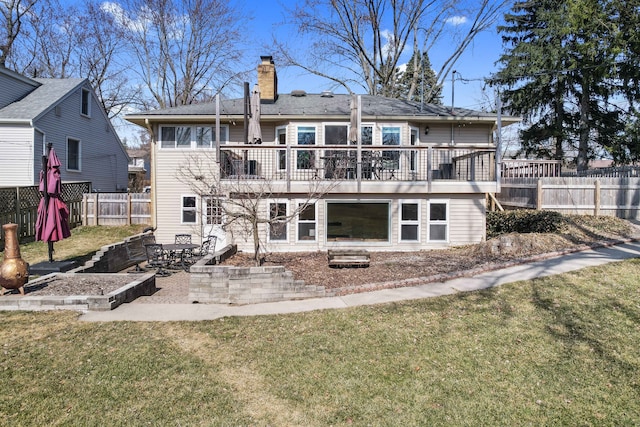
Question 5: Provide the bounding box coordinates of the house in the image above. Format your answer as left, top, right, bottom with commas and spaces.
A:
127, 148, 150, 192
0, 66, 129, 192
125, 56, 519, 253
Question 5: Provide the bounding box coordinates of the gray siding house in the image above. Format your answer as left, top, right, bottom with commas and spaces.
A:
0, 66, 128, 192
126, 56, 519, 253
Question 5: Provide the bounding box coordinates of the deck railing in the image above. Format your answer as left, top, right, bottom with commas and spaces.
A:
501, 159, 563, 178
216, 145, 496, 183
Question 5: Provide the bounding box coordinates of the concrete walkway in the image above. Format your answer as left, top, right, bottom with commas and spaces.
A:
79, 241, 640, 322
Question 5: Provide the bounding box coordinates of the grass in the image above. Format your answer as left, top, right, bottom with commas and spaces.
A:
1, 259, 640, 425
7, 224, 146, 266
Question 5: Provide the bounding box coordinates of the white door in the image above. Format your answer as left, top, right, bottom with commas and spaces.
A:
202, 197, 227, 252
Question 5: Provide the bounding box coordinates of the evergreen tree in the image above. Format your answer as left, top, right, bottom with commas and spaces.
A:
492, 0, 640, 170
396, 51, 443, 104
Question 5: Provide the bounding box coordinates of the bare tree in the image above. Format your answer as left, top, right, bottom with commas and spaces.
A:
177, 150, 337, 265
0, 0, 38, 67
112, 0, 247, 109
274, 0, 509, 100
76, 1, 141, 117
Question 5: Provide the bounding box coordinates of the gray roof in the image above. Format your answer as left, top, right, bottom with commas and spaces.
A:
0, 77, 86, 122
127, 93, 510, 123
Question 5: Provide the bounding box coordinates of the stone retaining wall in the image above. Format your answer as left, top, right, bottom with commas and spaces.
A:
189, 248, 325, 304
72, 231, 154, 273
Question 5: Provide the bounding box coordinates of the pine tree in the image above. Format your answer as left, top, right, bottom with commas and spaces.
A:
492, 0, 640, 170
396, 51, 443, 105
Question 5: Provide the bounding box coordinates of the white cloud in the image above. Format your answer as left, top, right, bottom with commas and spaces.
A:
381, 29, 398, 57
446, 16, 468, 26
101, 1, 147, 33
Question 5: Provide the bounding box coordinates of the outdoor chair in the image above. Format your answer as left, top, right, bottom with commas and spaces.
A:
126, 235, 155, 273
174, 234, 192, 244
193, 235, 217, 260
144, 243, 171, 276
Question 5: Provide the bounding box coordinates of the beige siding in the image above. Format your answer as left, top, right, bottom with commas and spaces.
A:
419, 123, 492, 146
152, 120, 490, 252
447, 195, 486, 245
154, 150, 206, 244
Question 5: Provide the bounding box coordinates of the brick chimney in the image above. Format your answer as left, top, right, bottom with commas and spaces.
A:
257, 56, 278, 103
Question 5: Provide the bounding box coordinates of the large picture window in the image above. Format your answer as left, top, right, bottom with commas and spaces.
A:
428, 201, 448, 242
327, 202, 389, 242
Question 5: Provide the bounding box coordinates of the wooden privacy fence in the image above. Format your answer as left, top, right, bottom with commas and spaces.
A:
498, 177, 640, 219
82, 192, 151, 226
0, 182, 91, 249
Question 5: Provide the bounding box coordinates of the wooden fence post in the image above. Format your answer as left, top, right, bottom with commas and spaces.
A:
127, 193, 132, 225
95, 192, 99, 226
15, 186, 21, 235
594, 179, 601, 216
536, 179, 543, 210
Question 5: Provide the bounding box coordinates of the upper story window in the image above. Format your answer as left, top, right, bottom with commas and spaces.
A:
296, 126, 316, 170
361, 125, 373, 145
67, 138, 81, 171
382, 126, 401, 169
276, 126, 287, 171
81, 88, 91, 117
324, 124, 348, 145
160, 125, 228, 149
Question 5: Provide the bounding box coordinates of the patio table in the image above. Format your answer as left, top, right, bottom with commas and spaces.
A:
163, 243, 199, 271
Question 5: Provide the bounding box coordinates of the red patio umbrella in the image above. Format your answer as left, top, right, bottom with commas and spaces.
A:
35, 143, 71, 262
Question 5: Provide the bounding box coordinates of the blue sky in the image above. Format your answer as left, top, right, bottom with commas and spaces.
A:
102, 0, 509, 142
240, 0, 506, 111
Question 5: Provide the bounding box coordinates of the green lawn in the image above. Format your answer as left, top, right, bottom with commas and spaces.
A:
10, 225, 146, 266
1, 258, 640, 425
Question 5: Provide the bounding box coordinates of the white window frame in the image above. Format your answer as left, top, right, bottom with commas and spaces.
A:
81, 88, 91, 117
276, 126, 288, 171
296, 202, 317, 242
181, 195, 198, 224
399, 200, 420, 242
66, 137, 81, 172
409, 127, 419, 173
160, 125, 228, 149
295, 125, 316, 171
204, 197, 223, 226
326, 199, 391, 243
427, 199, 449, 242
381, 125, 402, 170
268, 200, 289, 242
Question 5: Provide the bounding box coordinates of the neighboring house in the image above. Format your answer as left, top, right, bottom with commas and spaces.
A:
0, 66, 128, 192
125, 56, 519, 253
127, 148, 150, 191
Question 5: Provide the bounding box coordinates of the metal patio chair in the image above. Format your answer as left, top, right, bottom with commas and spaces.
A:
144, 243, 171, 276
